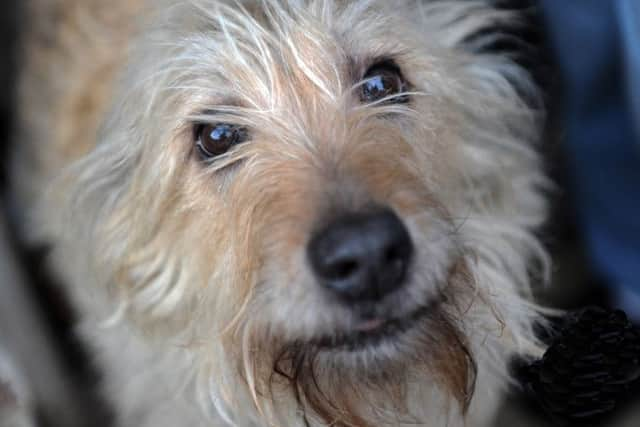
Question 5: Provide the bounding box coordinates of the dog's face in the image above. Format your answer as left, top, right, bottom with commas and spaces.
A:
67, 1, 547, 425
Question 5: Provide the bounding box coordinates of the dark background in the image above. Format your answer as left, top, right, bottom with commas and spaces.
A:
1, 1, 19, 187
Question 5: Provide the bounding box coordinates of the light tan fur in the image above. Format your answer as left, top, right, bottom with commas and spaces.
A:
12, 1, 550, 426
12, 0, 145, 227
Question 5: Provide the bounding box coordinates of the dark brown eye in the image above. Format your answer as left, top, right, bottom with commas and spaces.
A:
195, 123, 248, 158
360, 60, 408, 104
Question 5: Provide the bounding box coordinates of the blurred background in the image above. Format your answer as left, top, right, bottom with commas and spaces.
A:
0, 0, 638, 426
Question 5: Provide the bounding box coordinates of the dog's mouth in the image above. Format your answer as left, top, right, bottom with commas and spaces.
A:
312, 302, 434, 352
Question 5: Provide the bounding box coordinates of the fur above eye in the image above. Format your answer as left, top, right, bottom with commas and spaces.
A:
195, 123, 249, 158
360, 60, 408, 104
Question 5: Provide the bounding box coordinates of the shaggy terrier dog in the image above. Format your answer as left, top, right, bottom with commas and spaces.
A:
12, 0, 549, 426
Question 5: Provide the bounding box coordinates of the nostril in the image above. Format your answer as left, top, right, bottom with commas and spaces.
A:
385, 243, 409, 275
326, 259, 360, 281
384, 245, 401, 265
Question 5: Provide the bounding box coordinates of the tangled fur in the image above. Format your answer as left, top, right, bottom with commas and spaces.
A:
12, 1, 550, 426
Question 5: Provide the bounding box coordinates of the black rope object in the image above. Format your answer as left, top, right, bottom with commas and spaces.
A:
520, 307, 640, 426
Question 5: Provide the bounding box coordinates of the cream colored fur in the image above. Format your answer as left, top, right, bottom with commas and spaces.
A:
12, 1, 549, 426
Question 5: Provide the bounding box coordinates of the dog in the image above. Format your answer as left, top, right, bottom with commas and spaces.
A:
11, 1, 550, 426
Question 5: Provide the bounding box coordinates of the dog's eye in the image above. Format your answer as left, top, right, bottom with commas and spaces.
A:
195, 123, 248, 158
360, 61, 408, 104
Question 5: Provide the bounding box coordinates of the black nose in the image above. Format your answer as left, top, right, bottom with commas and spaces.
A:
307, 208, 414, 303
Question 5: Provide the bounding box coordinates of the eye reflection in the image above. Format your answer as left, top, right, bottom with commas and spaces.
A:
360, 60, 408, 104
194, 123, 249, 158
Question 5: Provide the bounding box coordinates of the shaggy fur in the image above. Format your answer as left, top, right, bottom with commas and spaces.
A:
12, 1, 550, 426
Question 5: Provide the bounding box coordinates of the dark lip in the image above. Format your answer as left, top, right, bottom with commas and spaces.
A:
312, 302, 434, 352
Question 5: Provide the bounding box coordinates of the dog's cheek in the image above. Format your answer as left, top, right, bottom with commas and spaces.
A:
227, 161, 350, 340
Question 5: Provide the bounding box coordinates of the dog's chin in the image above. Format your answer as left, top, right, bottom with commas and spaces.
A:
309, 301, 436, 354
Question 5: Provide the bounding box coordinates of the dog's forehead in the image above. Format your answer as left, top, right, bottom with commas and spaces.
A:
159, 0, 418, 103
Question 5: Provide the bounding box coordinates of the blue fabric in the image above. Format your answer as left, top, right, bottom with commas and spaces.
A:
540, 0, 640, 308
618, 0, 640, 143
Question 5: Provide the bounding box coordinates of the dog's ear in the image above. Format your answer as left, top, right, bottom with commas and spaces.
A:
418, 0, 551, 108
459, 0, 551, 106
